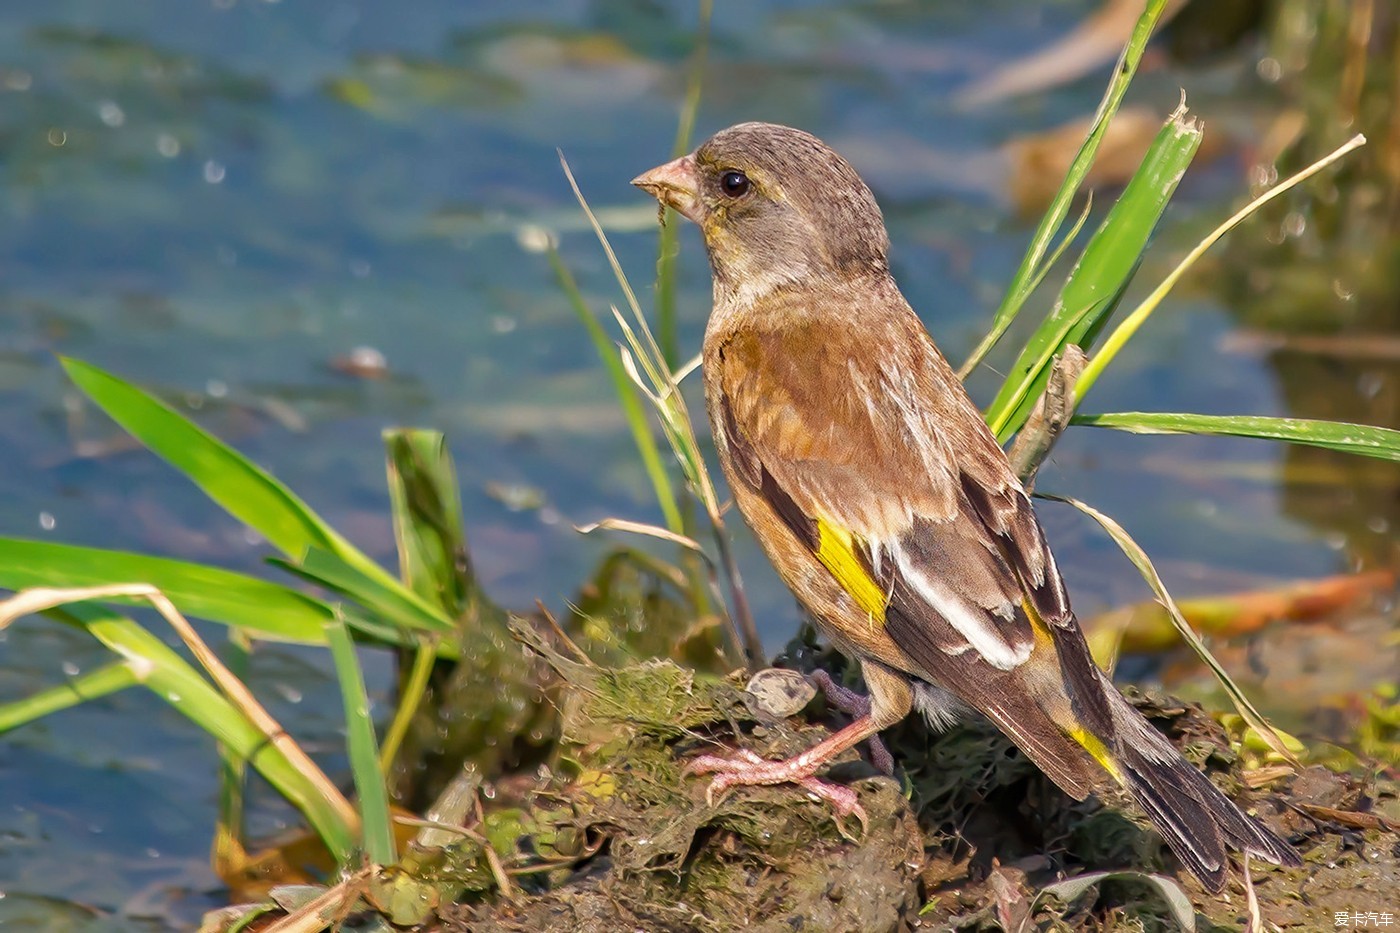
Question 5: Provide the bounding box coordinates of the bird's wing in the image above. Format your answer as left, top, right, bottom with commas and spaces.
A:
714, 298, 1111, 796
716, 303, 1055, 666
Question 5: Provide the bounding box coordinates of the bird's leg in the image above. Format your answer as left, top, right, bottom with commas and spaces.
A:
806, 669, 895, 775
685, 662, 912, 833
684, 714, 882, 830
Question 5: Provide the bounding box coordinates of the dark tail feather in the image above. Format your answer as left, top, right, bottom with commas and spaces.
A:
1105, 687, 1301, 892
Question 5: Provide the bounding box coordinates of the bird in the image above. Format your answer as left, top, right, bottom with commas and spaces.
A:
631, 121, 1300, 892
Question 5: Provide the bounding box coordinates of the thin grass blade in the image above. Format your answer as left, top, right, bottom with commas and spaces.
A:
1037, 871, 1195, 932
273, 547, 455, 636
324, 614, 396, 865
958, 0, 1172, 378
0, 661, 137, 732
548, 248, 685, 532
985, 105, 1203, 442
1072, 411, 1400, 461
655, 0, 712, 368
44, 602, 359, 860
1074, 133, 1367, 405
0, 536, 332, 643
1042, 493, 1300, 767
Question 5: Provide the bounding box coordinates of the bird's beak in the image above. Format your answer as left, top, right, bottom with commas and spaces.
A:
632, 155, 703, 224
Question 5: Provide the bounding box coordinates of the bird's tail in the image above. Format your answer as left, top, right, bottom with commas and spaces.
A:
1092, 680, 1301, 892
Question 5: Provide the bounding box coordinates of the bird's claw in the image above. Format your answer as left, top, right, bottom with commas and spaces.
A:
683, 748, 868, 834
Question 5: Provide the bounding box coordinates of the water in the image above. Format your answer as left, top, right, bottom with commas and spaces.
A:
1, 0, 1395, 924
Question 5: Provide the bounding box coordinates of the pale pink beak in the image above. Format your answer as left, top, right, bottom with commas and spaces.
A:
631, 154, 703, 223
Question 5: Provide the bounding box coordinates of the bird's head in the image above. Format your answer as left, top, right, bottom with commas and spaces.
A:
632, 122, 890, 300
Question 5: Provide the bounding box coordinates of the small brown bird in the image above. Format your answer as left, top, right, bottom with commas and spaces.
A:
633, 121, 1299, 891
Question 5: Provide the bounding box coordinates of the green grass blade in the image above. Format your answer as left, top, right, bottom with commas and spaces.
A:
379, 640, 435, 775
1041, 493, 1300, 766
548, 247, 685, 533
985, 106, 1203, 442
325, 614, 396, 865
383, 429, 470, 617
0, 537, 332, 643
45, 602, 359, 860
655, 0, 712, 369
1073, 412, 1400, 461
60, 357, 409, 598
0, 661, 137, 732
214, 628, 252, 881
273, 547, 455, 636
958, 0, 1171, 379
1072, 133, 1367, 406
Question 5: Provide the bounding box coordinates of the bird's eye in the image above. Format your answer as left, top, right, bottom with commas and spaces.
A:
719, 170, 750, 198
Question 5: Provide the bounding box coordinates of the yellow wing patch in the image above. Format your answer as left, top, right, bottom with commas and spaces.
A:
1022, 599, 1124, 783
814, 519, 888, 620
1068, 726, 1124, 784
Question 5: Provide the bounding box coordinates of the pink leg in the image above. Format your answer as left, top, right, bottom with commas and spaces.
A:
684, 715, 880, 831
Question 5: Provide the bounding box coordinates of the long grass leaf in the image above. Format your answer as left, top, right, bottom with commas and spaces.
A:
1073, 411, 1400, 461
0, 536, 332, 643
1037, 871, 1195, 932
60, 357, 414, 602
41, 602, 359, 860
958, 0, 1171, 378
1042, 494, 1300, 767
384, 429, 468, 616
1074, 133, 1367, 404
324, 614, 396, 865
273, 547, 455, 636
985, 106, 1203, 441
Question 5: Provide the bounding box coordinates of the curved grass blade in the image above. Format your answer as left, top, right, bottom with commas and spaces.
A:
384, 428, 508, 630
985, 106, 1203, 442
655, 0, 713, 368
1073, 134, 1367, 406
0, 536, 332, 643
1042, 493, 1300, 767
1037, 871, 1195, 933
38, 602, 358, 861
958, 0, 1172, 379
0, 661, 137, 732
547, 247, 685, 533
1072, 412, 1400, 461
272, 547, 454, 636
60, 357, 409, 599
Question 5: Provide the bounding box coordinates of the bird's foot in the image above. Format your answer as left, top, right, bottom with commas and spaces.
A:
684, 747, 868, 836
806, 670, 894, 775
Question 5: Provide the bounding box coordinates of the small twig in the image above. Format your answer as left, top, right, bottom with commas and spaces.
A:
261, 867, 375, 933
1008, 345, 1087, 487
1242, 854, 1261, 933
535, 599, 592, 666
473, 794, 516, 901
711, 523, 765, 671
1294, 802, 1399, 833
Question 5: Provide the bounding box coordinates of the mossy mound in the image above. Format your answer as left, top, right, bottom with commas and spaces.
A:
432, 630, 1394, 931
